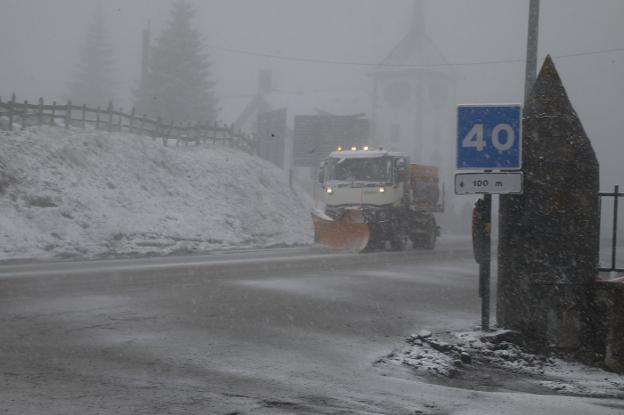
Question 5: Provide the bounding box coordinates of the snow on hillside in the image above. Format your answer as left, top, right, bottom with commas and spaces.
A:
0, 126, 313, 260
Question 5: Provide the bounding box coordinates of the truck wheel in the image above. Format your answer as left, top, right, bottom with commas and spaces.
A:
390, 233, 407, 251
423, 229, 436, 250
364, 238, 385, 252
410, 227, 436, 250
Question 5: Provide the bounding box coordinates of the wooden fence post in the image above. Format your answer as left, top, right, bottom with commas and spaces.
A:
139, 114, 147, 136
184, 121, 191, 145
201, 121, 208, 144
96, 107, 101, 130
175, 122, 181, 146
117, 107, 123, 131
162, 120, 174, 146
160, 119, 167, 145
107, 101, 113, 132
195, 121, 201, 145
81, 104, 86, 129
50, 101, 56, 126
65, 100, 71, 129
21, 100, 28, 130
129, 107, 136, 134
8, 93, 15, 131
154, 116, 162, 140
38, 97, 44, 126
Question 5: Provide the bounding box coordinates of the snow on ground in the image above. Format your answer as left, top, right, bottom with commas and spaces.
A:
0, 126, 313, 260
377, 329, 624, 399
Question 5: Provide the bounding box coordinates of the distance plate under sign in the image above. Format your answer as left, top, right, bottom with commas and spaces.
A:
455, 172, 523, 195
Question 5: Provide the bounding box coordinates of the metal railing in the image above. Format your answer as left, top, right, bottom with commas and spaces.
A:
599, 185, 623, 272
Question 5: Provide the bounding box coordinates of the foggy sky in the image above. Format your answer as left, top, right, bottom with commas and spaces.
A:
1, 0, 623, 183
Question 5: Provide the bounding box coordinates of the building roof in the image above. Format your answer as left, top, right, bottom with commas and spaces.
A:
375, 0, 455, 79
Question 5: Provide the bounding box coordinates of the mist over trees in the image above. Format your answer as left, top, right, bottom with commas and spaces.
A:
67, 5, 116, 108
135, 0, 218, 123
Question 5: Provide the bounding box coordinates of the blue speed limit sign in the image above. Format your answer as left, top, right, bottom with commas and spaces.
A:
456, 105, 522, 169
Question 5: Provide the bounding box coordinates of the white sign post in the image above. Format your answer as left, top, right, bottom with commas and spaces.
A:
455, 104, 523, 332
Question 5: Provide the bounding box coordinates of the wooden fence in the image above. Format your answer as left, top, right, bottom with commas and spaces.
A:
0, 93, 254, 152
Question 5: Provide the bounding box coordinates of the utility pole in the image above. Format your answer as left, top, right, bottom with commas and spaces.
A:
524, 0, 540, 101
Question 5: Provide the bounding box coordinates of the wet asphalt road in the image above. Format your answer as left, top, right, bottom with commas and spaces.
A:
0, 241, 620, 414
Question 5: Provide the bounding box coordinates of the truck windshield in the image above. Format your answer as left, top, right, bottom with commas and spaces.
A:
326, 157, 392, 182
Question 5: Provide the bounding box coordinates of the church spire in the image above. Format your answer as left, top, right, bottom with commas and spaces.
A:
410, 0, 425, 36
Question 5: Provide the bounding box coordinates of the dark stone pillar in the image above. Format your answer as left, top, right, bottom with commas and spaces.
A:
497, 56, 600, 353
595, 281, 624, 372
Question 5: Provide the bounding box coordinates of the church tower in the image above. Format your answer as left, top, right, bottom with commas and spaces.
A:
372, 0, 456, 177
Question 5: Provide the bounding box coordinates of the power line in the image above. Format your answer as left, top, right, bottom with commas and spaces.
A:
218, 88, 364, 101
209, 44, 624, 68
556, 47, 624, 59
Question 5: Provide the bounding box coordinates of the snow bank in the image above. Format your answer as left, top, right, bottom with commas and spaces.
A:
377, 329, 624, 399
0, 126, 313, 260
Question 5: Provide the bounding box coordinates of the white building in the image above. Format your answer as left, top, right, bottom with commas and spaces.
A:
372, 0, 457, 178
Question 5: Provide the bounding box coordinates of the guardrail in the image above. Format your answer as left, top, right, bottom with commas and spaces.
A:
0, 93, 254, 152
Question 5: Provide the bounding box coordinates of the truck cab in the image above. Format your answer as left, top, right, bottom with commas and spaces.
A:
318, 148, 409, 214
313, 146, 441, 252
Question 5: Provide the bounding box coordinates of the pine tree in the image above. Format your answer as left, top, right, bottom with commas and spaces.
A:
136, 1, 218, 122
67, 5, 115, 108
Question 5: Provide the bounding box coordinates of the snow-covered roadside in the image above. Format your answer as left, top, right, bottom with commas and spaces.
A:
376, 329, 624, 399
0, 126, 313, 260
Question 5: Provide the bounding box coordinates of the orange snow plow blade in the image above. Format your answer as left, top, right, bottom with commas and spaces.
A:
312, 209, 370, 252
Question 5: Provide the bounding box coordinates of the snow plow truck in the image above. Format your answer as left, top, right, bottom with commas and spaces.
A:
312, 147, 443, 252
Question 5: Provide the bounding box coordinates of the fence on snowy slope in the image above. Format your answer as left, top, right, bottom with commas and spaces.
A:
0, 93, 254, 152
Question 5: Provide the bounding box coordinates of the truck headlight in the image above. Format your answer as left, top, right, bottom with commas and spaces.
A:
379, 187, 385, 193
326, 187, 333, 195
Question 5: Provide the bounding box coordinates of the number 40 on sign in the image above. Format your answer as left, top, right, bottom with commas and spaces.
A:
456, 105, 522, 170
